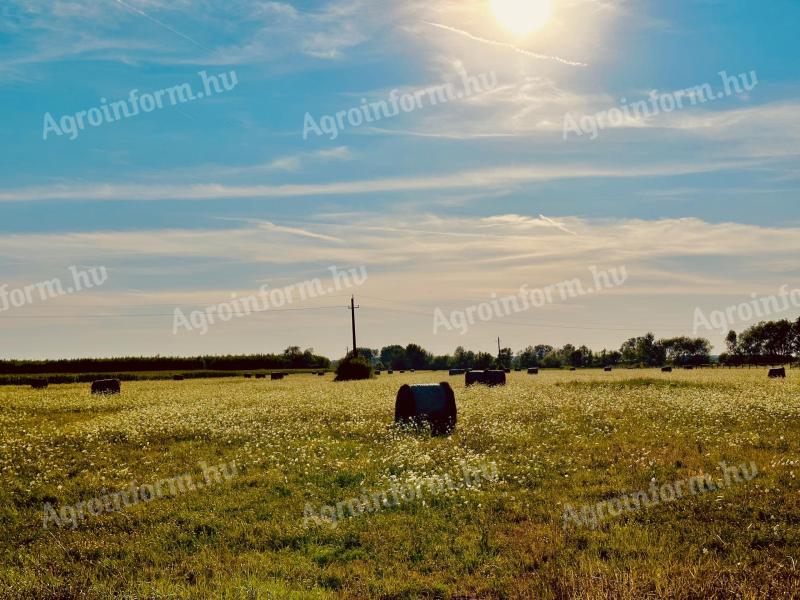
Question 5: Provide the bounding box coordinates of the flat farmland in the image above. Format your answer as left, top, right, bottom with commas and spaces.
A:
1, 370, 798, 599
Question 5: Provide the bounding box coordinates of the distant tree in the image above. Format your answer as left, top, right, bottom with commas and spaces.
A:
380, 345, 408, 370
516, 346, 539, 368
498, 347, 513, 369
474, 352, 495, 370
405, 344, 431, 370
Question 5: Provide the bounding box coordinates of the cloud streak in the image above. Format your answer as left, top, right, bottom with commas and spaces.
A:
422, 21, 588, 67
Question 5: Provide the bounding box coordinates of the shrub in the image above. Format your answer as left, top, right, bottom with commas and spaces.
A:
335, 356, 373, 381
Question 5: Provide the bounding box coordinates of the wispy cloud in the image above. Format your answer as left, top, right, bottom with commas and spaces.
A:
0, 158, 756, 203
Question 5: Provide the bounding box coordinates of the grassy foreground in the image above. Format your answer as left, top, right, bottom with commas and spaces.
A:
0, 369, 798, 599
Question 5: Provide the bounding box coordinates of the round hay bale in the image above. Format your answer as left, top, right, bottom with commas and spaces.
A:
604, 367, 613, 372
769, 367, 786, 379
318, 372, 325, 376
31, 379, 48, 390
91, 379, 120, 395
394, 382, 456, 436
271, 373, 285, 380
527, 368, 539, 375
244, 374, 252, 379
375, 370, 381, 375
661, 367, 673, 373
569, 367, 576, 372
255, 374, 266, 379
387, 370, 394, 374
465, 370, 506, 387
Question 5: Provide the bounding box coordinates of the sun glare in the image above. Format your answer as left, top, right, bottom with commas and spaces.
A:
490, 0, 553, 35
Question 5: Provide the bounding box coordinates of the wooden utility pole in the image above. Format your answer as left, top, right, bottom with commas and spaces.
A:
350, 295, 359, 358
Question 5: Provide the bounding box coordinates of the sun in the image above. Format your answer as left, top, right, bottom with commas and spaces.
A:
490, 0, 553, 35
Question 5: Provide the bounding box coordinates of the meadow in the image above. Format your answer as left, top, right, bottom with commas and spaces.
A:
0, 369, 798, 599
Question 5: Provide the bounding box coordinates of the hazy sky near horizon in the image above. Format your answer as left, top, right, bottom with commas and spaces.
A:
1, 0, 799, 359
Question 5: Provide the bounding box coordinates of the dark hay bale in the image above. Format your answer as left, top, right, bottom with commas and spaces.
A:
387, 370, 394, 374
31, 379, 48, 390
400, 370, 406, 373
394, 382, 457, 436
411, 369, 416, 373
244, 374, 252, 379
515, 368, 522, 372
465, 370, 506, 387
255, 374, 266, 379
318, 372, 325, 376
570, 368, 576, 372
271, 373, 285, 380
662, 367, 673, 373
173, 375, 184, 381
449, 369, 465, 376
769, 368, 786, 379
91, 379, 121, 395
527, 368, 539, 375
604, 367, 613, 372
375, 370, 381, 375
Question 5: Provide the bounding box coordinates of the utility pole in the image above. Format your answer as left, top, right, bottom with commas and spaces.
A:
350, 295, 359, 358
497, 337, 502, 367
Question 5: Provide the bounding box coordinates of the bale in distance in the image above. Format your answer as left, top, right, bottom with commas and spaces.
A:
91, 379, 121, 395
604, 367, 613, 372
271, 373, 285, 380
244, 374, 252, 379
465, 370, 506, 387
527, 368, 539, 375
318, 372, 325, 376
255, 374, 266, 379
394, 382, 457, 436
569, 367, 576, 372
31, 379, 48, 390
769, 367, 786, 379
662, 367, 673, 373
387, 370, 394, 374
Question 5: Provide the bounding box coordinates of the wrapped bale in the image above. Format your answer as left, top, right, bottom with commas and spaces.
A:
394, 382, 457, 436
465, 370, 506, 386
91, 379, 120, 395
769, 367, 786, 379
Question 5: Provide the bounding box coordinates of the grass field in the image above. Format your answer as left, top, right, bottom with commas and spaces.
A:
1, 369, 799, 599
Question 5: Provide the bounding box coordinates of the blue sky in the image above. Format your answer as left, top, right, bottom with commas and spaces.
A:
1, 0, 799, 359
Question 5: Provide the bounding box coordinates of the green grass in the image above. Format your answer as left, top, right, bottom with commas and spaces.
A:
0, 369, 798, 598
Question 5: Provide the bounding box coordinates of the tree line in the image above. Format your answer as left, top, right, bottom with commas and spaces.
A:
358, 317, 800, 370
0, 347, 330, 375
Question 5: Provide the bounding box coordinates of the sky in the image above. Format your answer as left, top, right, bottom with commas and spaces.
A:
0, 0, 799, 360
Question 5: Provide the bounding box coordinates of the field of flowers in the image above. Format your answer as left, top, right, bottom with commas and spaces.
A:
0, 369, 798, 599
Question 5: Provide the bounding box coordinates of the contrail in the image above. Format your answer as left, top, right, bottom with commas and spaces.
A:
539, 214, 578, 235
112, 0, 213, 53
423, 22, 587, 67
